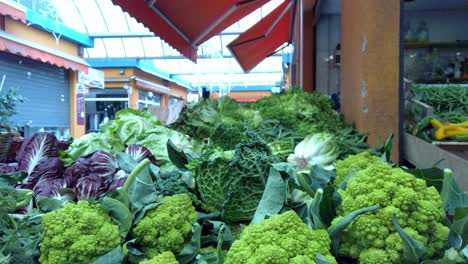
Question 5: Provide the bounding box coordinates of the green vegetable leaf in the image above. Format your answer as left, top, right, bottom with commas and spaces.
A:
100, 197, 133, 238
177, 222, 202, 264
93, 245, 124, 264
0, 171, 28, 185
251, 167, 287, 224
123, 239, 145, 264
116, 152, 138, 174
133, 202, 162, 225
420, 248, 463, 264
328, 204, 380, 254
319, 185, 341, 227
271, 162, 297, 177
126, 160, 158, 217
441, 169, 468, 216
380, 133, 394, 164
35, 196, 68, 212
392, 214, 426, 264
216, 223, 228, 264
60, 133, 124, 167
101, 108, 161, 145
450, 215, 468, 249
338, 171, 357, 190
309, 188, 324, 229
296, 172, 315, 197
404, 167, 444, 192
316, 253, 332, 264
310, 165, 335, 192
167, 139, 189, 169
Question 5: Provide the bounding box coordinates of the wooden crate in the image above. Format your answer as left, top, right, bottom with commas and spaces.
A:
404, 133, 468, 191
406, 99, 434, 123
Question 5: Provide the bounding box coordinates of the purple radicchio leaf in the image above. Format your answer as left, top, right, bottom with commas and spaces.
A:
16, 133, 59, 175
125, 145, 154, 163
26, 157, 65, 192
66, 151, 119, 200
33, 176, 67, 197
107, 169, 128, 193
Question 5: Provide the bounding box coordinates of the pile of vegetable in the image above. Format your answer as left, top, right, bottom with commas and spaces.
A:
0, 89, 467, 264
409, 84, 468, 142
171, 88, 373, 159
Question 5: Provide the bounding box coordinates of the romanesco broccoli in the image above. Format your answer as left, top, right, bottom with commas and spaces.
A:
334, 151, 380, 186
133, 194, 197, 258
139, 251, 179, 264
332, 160, 449, 263
225, 211, 337, 264
39, 201, 121, 264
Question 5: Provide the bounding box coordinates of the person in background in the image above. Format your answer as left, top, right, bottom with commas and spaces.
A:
330, 93, 340, 112
202, 87, 210, 100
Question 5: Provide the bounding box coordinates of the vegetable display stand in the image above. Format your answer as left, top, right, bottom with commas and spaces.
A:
404, 132, 468, 191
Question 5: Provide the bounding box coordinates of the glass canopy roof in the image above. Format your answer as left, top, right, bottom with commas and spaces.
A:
15, 0, 292, 91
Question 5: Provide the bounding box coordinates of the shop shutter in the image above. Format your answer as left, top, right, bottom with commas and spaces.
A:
0, 52, 70, 128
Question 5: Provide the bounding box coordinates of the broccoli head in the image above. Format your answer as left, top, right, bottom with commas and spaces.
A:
39, 201, 121, 264
334, 151, 381, 186
333, 161, 449, 263
225, 211, 337, 264
133, 194, 197, 258
139, 251, 179, 264
0, 183, 33, 216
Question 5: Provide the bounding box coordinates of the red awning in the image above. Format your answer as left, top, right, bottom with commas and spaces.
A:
228, 0, 296, 72
136, 79, 171, 95
112, 0, 269, 62
0, 31, 89, 73
0, 0, 26, 23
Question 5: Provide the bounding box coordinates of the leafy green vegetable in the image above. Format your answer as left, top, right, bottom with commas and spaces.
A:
441, 168, 468, 216
251, 167, 287, 224
136, 126, 197, 172
60, 132, 124, 167
252, 88, 344, 136
193, 141, 277, 222
100, 108, 161, 145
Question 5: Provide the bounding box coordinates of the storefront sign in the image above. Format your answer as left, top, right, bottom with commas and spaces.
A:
78, 68, 104, 89
76, 84, 87, 125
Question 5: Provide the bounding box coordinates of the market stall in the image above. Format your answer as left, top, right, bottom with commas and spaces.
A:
1, 0, 467, 264
402, 1, 468, 189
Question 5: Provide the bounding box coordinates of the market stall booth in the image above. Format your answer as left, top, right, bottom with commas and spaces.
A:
86, 58, 192, 133
402, 0, 468, 189
0, 0, 92, 139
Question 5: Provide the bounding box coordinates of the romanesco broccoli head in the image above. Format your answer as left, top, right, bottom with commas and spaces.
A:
39, 201, 121, 264
139, 251, 179, 264
334, 151, 380, 186
225, 210, 337, 264
133, 194, 197, 258
333, 161, 448, 263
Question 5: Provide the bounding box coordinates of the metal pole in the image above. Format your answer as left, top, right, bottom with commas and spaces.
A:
299, 0, 304, 89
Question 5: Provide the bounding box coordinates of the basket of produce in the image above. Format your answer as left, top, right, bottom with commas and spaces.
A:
407, 84, 468, 144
